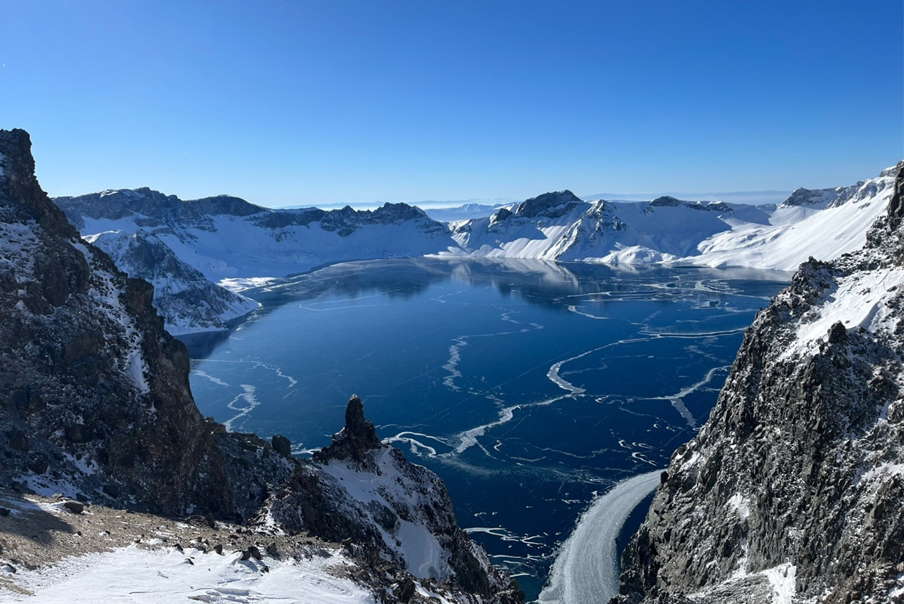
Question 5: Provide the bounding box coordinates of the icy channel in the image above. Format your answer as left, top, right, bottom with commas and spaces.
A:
538, 470, 661, 604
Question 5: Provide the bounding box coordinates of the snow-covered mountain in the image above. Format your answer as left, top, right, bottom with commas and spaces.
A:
56, 188, 455, 286
58, 166, 897, 286
445, 165, 898, 270
85, 230, 259, 335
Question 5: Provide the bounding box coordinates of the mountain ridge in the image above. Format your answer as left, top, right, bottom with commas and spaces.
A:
613, 161, 904, 603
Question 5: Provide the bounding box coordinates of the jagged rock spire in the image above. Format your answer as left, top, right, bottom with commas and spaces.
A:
314, 395, 384, 465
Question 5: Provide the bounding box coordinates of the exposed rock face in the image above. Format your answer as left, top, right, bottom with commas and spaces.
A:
887, 160, 904, 230
780, 187, 839, 208
515, 190, 583, 219
615, 164, 904, 603
1, 129, 224, 514
56, 188, 446, 240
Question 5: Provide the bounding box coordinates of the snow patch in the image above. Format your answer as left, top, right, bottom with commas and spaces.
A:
319, 448, 452, 581
1, 545, 373, 604
763, 563, 797, 604
727, 493, 751, 519
788, 267, 904, 357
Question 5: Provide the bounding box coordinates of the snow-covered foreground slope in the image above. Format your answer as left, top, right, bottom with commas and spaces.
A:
85, 230, 259, 335
445, 165, 898, 270
2, 545, 375, 604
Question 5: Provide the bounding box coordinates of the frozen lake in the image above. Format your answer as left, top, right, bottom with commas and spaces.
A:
183, 257, 789, 600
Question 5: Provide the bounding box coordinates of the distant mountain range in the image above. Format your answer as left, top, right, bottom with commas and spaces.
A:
54, 164, 898, 334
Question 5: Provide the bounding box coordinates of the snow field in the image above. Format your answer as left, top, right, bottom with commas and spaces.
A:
1, 545, 373, 604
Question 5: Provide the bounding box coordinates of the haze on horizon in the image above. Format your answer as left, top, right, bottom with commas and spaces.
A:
1, 0, 901, 208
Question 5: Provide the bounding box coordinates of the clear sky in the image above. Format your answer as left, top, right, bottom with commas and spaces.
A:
1, 0, 902, 207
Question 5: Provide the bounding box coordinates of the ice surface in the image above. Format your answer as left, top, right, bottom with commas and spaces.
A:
538, 471, 661, 604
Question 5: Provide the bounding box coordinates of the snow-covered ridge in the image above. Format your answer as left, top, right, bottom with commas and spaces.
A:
54, 165, 897, 338
56, 188, 455, 287
57, 165, 897, 296
445, 166, 899, 271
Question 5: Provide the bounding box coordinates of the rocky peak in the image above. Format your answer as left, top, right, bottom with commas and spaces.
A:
0, 129, 76, 239
516, 190, 582, 219
648, 195, 686, 208
314, 395, 384, 465
186, 194, 266, 217
490, 207, 513, 225
780, 186, 840, 208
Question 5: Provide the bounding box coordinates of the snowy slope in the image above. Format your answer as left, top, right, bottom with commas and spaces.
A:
690, 173, 896, 270
446, 167, 897, 270
2, 545, 375, 604
86, 230, 259, 335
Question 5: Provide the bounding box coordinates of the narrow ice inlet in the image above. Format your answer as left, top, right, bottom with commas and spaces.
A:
538, 471, 661, 604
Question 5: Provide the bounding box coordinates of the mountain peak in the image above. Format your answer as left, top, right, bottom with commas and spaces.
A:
649, 195, 687, 207
516, 190, 582, 218
0, 129, 76, 239
779, 187, 839, 208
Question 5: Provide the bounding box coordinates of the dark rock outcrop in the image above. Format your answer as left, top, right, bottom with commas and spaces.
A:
515, 190, 583, 219
314, 395, 383, 466
615, 163, 904, 603
271, 434, 292, 458
0, 129, 239, 515
888, 160, 904, 230
780, 187, 839, 208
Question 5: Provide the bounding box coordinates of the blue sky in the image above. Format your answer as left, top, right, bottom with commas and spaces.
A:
1, 1, 901, 207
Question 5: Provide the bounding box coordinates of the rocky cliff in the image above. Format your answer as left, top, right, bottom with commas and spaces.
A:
614, 163, 904, 603
0, 128, 521, 603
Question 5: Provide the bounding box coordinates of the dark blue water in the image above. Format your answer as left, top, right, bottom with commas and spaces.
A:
182, 258, 788, 599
